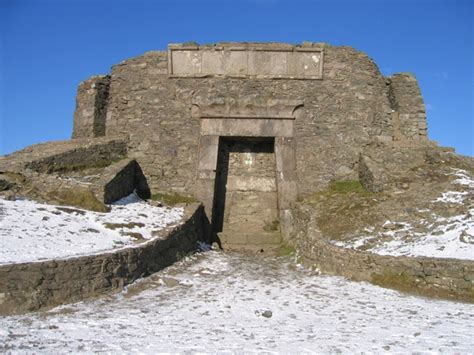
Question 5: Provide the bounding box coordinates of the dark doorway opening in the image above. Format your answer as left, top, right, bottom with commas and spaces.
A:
211, 136, 279, 241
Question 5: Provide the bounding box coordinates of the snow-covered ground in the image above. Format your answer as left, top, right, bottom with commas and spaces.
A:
1, 252, 473, 353
334, 169, 474, 260
0, 193, 183, 265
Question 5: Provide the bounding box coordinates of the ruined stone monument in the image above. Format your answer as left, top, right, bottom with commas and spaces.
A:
2, 42, 473, 312
71, 42, 429, 248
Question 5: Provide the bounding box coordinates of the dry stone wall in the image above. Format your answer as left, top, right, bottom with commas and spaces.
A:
291, 203, 474, 302
0, 203, 206, 315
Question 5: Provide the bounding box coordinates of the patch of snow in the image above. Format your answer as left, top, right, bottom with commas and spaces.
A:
0, 252, 472, 353
0, 193, 183, 265
452, 168, 474, 188
335, 209, 474, 260
333, 235, 376, 249
112, 191, 143, 205
435, 191, 468, 204
434, 169, 473, 204
372, 211, 474, 259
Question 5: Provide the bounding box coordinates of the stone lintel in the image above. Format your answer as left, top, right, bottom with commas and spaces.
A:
192, 99, 303, 120
201, 118, 294, 137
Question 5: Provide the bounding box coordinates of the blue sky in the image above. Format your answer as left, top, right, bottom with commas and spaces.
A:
1, 0, 473, 156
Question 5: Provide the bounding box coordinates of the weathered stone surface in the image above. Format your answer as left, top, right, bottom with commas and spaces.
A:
0, 137, 127, 174
358, 142, 438, 192
72, 75, 111, 139
169, 43, 323, 79
0, 203, 206, 315
98, 42, 426, 198
91, 159, 151, 203
387, 73, 427, 141
359, 154, 387, 193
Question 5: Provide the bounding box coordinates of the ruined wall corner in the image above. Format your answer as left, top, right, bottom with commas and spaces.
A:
72, 75, 111, 139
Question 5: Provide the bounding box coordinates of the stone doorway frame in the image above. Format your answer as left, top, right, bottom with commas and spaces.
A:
193, 99, 303, 241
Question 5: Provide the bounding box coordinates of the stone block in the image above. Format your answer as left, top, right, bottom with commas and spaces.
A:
169, 44, 322, 79
197, 135, 219, 170
226, 176, 276, 192
277, 179, 298, 209
358, 154, 388, 193
201, 118, 294, 137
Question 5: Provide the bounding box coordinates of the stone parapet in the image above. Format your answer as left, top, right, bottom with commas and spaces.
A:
292, 204, 474, 302
0, 203, 206, 315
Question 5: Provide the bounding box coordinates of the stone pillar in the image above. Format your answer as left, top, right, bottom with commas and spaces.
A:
72, 75, 110, 139
275, 136, 298, 241
195, 135, 219, 221
387, 73, 428, 141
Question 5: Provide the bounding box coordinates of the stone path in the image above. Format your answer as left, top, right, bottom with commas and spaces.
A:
1, 251, 473, 353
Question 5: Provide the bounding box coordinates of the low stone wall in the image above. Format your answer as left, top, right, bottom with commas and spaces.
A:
0, 203, 206, 315
24, 139, 127, 174
91, 159, 151, 203
293, 204, 474, 302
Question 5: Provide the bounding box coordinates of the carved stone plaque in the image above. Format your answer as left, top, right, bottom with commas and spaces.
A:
168, 44, 323, 79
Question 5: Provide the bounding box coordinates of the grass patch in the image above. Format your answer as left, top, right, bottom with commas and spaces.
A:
122, 232, 145, 242
371, 271, 474, 302
371, 271, 419, 292
298, 180, 373, 203
50, 188, 109, 213
297, 180, 380, 241
104, 222, 145, 230
150, 192, 198, 206
329, 180, 372, 196
276, 244, 296, 257
263, 220, 280, 232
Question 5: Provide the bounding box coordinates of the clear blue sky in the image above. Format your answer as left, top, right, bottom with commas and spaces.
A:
1, 0, 473, 156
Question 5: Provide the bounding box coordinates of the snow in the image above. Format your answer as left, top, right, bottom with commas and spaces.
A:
1, 252, 473, 353
435, 190, 468, 204
370, 212, 474, 259
436, 169, 473, 204
453, 168, 474, 188
334, 169, 474, 260
0, 192, 184, 265
334, 210, 474, 260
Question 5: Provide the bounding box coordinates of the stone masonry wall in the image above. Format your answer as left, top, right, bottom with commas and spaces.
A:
100, 43, 398, 196
0, 203, 206, 315
387, 73, 428, 141
72, 75, 111, 139
71, 43, 431, 200
24, 138, 127, 173
291, 204, 474, 302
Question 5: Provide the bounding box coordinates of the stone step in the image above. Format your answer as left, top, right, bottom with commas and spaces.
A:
218, 231, 282, 246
